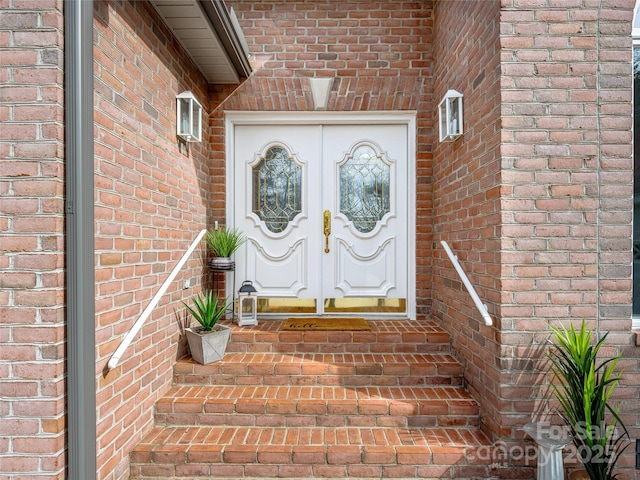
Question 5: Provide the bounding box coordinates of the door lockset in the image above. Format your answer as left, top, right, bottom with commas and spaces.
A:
323, 210, 331, 253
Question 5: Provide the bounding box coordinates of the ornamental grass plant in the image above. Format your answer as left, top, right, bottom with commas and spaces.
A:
183, 290, 230, 332
547, 321, 629, 480
206, 227, 246, 258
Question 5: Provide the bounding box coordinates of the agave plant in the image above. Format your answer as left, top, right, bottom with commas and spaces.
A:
183, 290, 231, 332
547, 321, 629, 480
206, 227, 246, 258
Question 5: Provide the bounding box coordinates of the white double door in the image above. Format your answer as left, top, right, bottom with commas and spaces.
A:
231, 120, 411, 316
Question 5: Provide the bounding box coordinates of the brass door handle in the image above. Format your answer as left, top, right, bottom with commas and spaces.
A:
323, 210, 331, 253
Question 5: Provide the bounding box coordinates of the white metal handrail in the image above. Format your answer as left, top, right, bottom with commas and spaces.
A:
440, 240, 493, 326
107, 229, 208, 370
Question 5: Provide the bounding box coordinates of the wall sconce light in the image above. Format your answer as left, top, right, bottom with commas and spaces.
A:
176, 91, 202, 142
438, 89, 463, 142
237, 280, 258, 327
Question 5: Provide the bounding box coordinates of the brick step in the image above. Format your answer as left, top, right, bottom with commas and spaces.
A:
174, 352, 463, 386
223, 319, 452, 354
155, 385, 479, 429
129, 425, 495, 479
129, 319, 490, 479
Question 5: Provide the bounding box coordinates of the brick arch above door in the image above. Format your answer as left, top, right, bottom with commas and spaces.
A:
217, 76, 424, 112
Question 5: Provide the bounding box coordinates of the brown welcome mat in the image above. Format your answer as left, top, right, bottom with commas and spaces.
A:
282, 317, 370, 331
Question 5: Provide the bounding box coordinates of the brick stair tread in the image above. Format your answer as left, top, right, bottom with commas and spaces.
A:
129, 425, 495, 479
180, 351, 460, 362
131, 424, 492, 460
159, 384, 477, 405
175, 352, 463, 372
226, 319, 450, 335
155, 384, 479, 429
222, 319, 452, 353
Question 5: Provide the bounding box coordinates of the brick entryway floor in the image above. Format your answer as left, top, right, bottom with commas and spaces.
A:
129, 319, 496, 479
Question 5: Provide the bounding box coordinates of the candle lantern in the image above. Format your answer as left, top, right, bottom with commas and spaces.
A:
237, 280, 258, 326
438, 89, 463, 142
176, 91, 202, 142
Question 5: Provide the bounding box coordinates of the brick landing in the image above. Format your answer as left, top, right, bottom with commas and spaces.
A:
129, 320, 497, 479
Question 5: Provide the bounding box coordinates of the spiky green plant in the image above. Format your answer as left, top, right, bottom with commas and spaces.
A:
547, 321, 629, 480
183, 291, 230, 332
206, 227, 246, 258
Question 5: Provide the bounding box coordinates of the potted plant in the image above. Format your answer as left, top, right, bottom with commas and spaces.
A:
547, 320, 630, 480
206, 226, 246, 268
183, 290, 232, 364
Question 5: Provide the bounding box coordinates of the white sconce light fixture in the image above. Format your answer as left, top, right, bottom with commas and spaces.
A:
438, 89, 463, 142
176, 91, 202, 142
237, 280, 258, 327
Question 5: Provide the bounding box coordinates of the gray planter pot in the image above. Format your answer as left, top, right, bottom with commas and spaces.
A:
185, 324, 231, 364
210, 257, 234, 269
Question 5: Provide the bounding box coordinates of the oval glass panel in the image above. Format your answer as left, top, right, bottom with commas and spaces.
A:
339, 144, 390, 233
252, 146, 302, 233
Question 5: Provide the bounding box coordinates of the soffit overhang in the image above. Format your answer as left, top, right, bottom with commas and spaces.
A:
149, 0, 251, 84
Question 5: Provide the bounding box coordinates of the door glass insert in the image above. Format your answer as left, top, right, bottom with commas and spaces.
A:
339, 144, 390, 233
252, 146, 302, 233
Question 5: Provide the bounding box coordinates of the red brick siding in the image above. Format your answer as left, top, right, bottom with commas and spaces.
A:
432, 1, 637, 476
0, 0, 66, 478
499, 1, 637, 476
500, 0, 635, 420
207, 85, 237, 225
93, 2, 212, 479
430, 0, 503, 444
218, 0, 435, 317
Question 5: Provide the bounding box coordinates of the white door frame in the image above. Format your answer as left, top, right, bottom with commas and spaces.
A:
225, 111, 417, 319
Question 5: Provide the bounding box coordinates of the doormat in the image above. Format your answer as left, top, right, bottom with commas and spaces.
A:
282, 318, 370, 331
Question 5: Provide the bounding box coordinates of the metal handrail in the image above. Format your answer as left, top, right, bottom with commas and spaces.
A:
440, 240, 493, 326
107, 229, 208, 370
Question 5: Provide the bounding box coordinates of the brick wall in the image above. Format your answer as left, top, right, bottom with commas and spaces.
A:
218, 0, 435, 317
0, 0, 66, 478
433, 0, 637, 477
430, 0, 503, 444
498, 1, 637, 476
93, 2, 212, 479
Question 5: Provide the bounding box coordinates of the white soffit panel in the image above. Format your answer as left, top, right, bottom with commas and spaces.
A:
150, 0, 240, 83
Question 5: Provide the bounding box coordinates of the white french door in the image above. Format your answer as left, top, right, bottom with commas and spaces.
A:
228, 114, 414, 317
